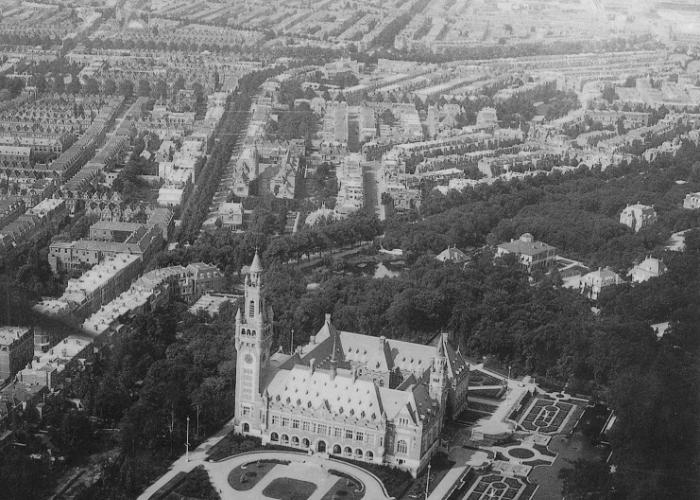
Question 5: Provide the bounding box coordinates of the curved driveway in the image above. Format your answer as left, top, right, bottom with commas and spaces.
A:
139, 430, 393, 500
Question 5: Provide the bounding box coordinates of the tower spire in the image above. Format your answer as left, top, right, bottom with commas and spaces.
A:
250, 248, 263, 273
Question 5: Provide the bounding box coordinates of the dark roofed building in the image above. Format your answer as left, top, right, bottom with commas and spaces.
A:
232, 253, 470, 477
496, 233, 557, 271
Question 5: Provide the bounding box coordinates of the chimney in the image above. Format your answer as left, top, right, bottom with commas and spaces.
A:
325, 312, 331, 324
310, 358, 315, 374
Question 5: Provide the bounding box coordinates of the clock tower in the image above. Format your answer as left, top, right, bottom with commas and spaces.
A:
234, 250, 273, 435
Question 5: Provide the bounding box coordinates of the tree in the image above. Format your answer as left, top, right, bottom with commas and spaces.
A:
602, 84, 617, 104
381, 109, 396, 126
67, 76, 81, 94
84, 77, 100, 95
119, 80, 134, 99
35, 74, 47, 93
559, 459, 613, 499
153, 79, 168, 100
103, 78, 117, 95
58, 411, 93, 457
137, 79, 151, 98
173, 75, 185, 95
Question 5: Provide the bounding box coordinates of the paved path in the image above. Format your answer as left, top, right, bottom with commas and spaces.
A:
427, 446, 490, 500
138, 418, 236, 500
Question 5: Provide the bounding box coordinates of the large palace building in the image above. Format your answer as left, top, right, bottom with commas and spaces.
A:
233, 253, 470, 476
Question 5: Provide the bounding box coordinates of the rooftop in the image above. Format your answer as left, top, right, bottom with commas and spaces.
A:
498, 233, 556, 256
0, 326, 31, 346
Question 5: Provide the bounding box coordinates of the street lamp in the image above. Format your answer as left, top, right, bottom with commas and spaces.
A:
424, 462, 432, 499
186, 416, 190, 462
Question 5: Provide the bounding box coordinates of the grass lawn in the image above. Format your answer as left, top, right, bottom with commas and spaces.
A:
228, 460, 281, 491
508, 447, 535, 459
263, 477, 318, 500
172, 466, 220, 500
321, 477, 365, 500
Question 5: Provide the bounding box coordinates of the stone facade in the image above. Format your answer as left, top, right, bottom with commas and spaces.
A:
233, 253, 470, 477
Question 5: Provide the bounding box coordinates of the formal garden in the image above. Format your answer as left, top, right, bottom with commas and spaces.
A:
464, 471, 536, 500
519, 398, 574, 434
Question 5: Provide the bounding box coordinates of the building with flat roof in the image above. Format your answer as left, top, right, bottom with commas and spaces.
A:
189, 293, 239, 318
36, 254, 142, 320
335, 154, 364, 216
48, 223, 162, 274
89, 221, 144, 242
496, 233, 557, 271
0, 326, 33, 382
16, 335, 93, 390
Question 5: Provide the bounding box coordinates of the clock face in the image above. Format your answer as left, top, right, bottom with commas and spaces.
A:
244, 353, 254, 364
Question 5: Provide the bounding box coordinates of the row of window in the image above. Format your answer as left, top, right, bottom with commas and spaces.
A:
270, 415, 379, 445
269, 433, 377, 461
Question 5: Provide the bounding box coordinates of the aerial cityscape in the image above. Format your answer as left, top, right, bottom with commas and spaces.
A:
0, 0, 698, 499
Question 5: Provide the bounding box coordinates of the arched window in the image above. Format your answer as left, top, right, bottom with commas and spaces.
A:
302, 438, 310, 448
249, 300, 255, 317
333, 444, 341, 454
291, 436, 300, 446
396, 440, 408, 454
281, 434, 289, 444
344, 447, 352, 457
366, 451, 374, 461
270, 432, 279, 442
355, 449, 363, 458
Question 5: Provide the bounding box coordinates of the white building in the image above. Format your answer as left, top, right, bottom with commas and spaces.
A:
683, 192, 700, 210
579, 267, 624, 300
619, 203, 657, 232
629, 257, 667, 283
335, 154, 364, 216
475, 107, 498, 130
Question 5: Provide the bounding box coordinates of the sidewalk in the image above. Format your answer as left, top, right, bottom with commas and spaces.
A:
427, 447, 490, 500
